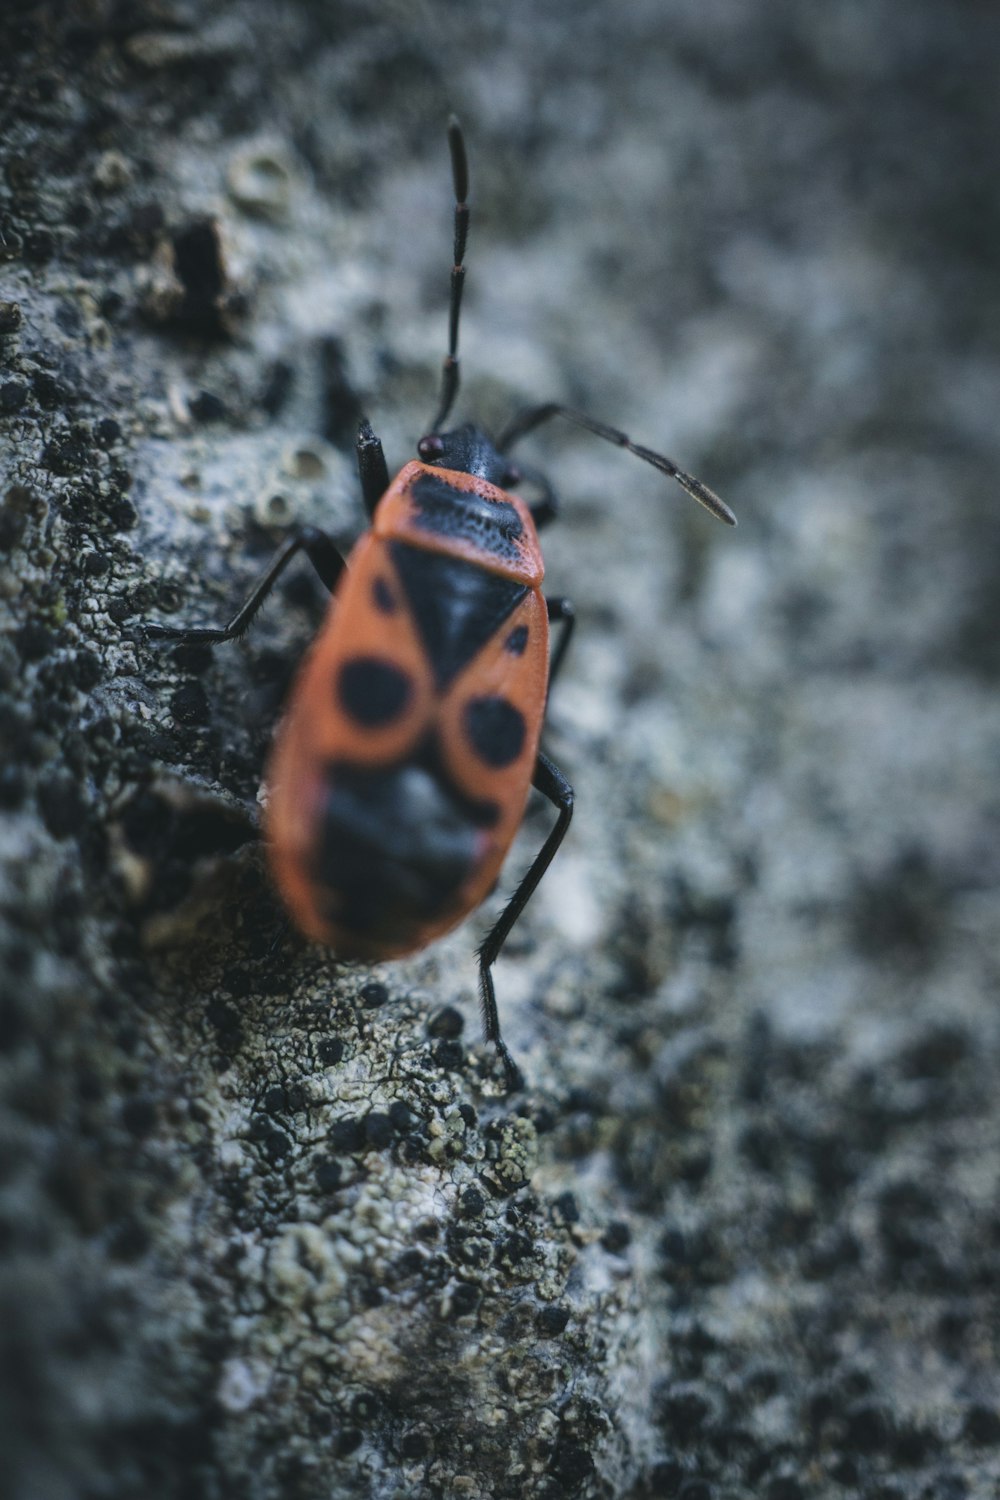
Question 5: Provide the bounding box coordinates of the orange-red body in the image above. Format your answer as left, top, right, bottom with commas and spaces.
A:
265, 460, 549, 960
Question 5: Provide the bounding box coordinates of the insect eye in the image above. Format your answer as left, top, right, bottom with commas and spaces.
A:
501, 464, 522, 487
418, 434, 445, 461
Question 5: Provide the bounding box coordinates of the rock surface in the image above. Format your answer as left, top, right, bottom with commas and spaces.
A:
1, 3, 999, 1497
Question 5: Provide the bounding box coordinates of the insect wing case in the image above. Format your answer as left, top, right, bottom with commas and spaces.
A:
265, 472, 549, 959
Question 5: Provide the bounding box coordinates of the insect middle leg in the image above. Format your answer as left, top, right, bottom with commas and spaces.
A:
142, 526, 346, 646
546, 595, 576, 692
477, 751, 575, 1092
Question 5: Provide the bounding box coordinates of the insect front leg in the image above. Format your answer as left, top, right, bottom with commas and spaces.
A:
356, 418, 390, 519
142, 526, 346, 646
477, 751, 575, 1092
513, 464, 559, 531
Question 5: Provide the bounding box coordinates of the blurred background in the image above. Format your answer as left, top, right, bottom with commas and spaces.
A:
1, 1, 998, 1496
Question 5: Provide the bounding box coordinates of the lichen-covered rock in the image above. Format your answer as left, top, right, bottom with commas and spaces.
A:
2, 3, 1000, 1499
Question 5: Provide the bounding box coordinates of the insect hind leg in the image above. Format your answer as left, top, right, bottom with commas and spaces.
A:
477, 752, 574, 1092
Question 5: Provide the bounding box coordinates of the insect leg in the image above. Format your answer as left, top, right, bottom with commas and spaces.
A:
546, 596, 576, 691
511, 463, 560, 531
142, 526, 346, 645
477, 751, 575, 1092
357, 417, 390, 519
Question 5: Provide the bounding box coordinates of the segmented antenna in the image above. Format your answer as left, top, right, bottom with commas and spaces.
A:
497, 403, 736, 526
428, 116, 469, 433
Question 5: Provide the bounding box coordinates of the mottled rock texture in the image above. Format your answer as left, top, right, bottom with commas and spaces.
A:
1, 3, 999, 1497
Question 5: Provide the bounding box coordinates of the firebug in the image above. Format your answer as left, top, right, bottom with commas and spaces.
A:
145, 118, 735, 1090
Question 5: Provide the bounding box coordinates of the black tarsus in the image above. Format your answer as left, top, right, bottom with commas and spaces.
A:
497, 402, 737, 527
357, 417, 390, 518
429, 116, 470, 435
477, 751, 575, 1092
142, 525, 346, 645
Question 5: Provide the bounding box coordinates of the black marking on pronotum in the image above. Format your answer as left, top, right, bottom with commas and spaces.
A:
337, 656, 412, 727
389, 541, 526, 690
371, 576, 397, 613
410, 471, 524, 566
464, 695, 526, 768
312, 755, 497, 939
504, 624, 528, 656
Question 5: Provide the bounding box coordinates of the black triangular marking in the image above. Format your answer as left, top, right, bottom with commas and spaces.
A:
389, 541, 528, 690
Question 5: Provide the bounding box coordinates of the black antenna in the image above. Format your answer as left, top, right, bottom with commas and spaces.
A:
428, 116, 470, 433
497, 402, 737, 526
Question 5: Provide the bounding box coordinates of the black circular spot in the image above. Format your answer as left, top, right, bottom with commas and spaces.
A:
464, 695, 526, 768
371, 576, 396, 613
504, 624, 528, 655
337, 657, 412, 727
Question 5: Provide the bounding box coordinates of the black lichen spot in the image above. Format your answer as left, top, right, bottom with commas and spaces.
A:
364, 1112, 393, 1149
0, 380, 27, 414
33, 371, 68, 409
427, 1005, 464, 1038
552, 1191, 580, 1225
329, 1116, 366, 1154
844, 1399, 891, 1453
0, 767, 26, 810
259, 357, 294, 417
549, 1442, 595, 1490
350, 1393, 379, 1423
18, 622, 54, 662
599, 1218, 629, 1254
314, 1156, 342, 1192
965, 1404, 1000, 1445
850, 845, 947, 962
536, 1304, 571, 1337
318, 334, 364, 447
171, 219, 228, 334
38, 777, 83, 839
464, 695, 526, 768
190, 390, 227, 423
447, 1281, 480, 1318
371, 576, 396, 613
170, 681, 210, 726
433, 1038, 465, 1072
458, 1185, 485, 1218
121, 1097, 156, 1137
112, 500, 137, 531
337, 656, 412, 728
495, 1230, 533, 1271
43, 431, 87, 475
206, 1000, 243, 1050
399, 1428, 431, 1460
265, 1130, 291, 1163
504, 623, 528, 655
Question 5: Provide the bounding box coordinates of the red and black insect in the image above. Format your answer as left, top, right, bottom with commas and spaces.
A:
145, 119, 735, 1091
